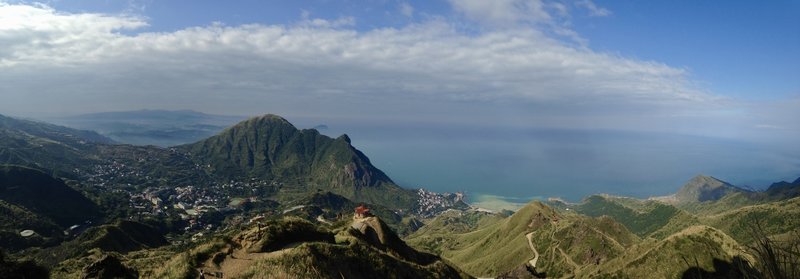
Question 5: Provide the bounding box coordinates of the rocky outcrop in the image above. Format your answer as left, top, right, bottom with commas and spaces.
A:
81, 255, 137, 279
350, 216, 437, 264
496, 264, 545, 279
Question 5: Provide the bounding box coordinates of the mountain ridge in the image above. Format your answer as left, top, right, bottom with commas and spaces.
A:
647, 175, 750, 205
48, 109, 245, 147
181, 114, 417, 209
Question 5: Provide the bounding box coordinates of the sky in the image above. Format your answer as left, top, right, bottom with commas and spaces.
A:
0, 0, 798, 200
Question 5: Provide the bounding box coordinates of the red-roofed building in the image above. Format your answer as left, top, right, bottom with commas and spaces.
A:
354, 205, 371, 219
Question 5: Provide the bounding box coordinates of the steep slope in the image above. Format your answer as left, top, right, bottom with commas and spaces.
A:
0, 248, 49, 278
0, 165, 101, 250
406, 209, 504, 254
666, 175, 800, 215
182, 114, 416, 209
672, 175, 747, 204
0, 200, 63, 251
0, 114, 111, 173
702, 196, 800, 245
0, 165, 100, 227
415, 201, 638, 278
33, 220, 168, 266
763, 177, 800, 199
586, 225, 753, 278
574, 195, 699, 239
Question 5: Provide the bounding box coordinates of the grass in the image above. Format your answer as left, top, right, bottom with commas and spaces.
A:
699, 197, 800, 245
238, 241, 468, 279
245, 217, 334, 253
583, 225, 752, 278
575, 195, 699, 239
446, 202, 552, 276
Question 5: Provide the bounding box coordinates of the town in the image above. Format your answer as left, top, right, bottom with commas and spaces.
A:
69, 156, 469, 243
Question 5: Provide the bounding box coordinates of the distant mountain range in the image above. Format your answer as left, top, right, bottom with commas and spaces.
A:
0, 114, 112, 175
46, 109, 246, 147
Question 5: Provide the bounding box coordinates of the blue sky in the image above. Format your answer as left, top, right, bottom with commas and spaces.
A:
571, 1, 800, 100
0, 0, 798, 199
37, 0, 799, 100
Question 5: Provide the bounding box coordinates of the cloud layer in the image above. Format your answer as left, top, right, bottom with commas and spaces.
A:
0, 2, 796, 141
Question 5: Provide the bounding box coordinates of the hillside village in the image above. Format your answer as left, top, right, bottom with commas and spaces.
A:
68, 154, 471, 240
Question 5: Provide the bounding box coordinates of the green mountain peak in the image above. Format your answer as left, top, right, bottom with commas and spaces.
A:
675, 174, 741, 203
182, 113, 415, 208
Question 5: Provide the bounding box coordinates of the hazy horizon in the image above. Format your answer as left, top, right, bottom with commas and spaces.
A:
2, 1, 798, 201
10, 108, 797, 202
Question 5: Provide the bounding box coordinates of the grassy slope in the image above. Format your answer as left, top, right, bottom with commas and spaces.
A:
586, 225, 752, 278
31, 220, 168, 267
677, 192, 759, 215
0, 165, 102, 251
440, 202, 557, 277
405, 210, 503, 254
574, 195, 699, 239
408, 194, 800, 278
0, 200, 63, 250
240, 241, 468, 279
575, 194, 800, 245
702, 196, 800, 245
141, 217, 471, 279
0, 114, 110, 173
409, 201, 639, 278
0, 165, 101, 227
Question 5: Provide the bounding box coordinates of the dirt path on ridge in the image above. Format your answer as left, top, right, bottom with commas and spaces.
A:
526, 232, 540, 268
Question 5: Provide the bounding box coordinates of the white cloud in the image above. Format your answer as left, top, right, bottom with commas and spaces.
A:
447, 0, 552, 26
2, 2, 794, 143
301, 16, 356, 28
446, 0, 596, 45
576, 0, 611, 17
124, 0, 151, 14
400, 2, 414, 17
0, 2, 147, 66
0, 3, 700, 104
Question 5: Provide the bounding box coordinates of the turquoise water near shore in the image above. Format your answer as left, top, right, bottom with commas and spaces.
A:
468, 194, 545, 212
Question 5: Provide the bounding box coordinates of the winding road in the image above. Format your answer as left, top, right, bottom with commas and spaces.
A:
526, 232, 539, 268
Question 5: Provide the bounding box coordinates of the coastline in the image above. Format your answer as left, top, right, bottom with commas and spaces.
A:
466, 193, 544, 212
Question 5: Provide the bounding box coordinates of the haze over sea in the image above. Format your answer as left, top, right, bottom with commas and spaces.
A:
297, 118, 800, 203
2, 1, 798, 207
